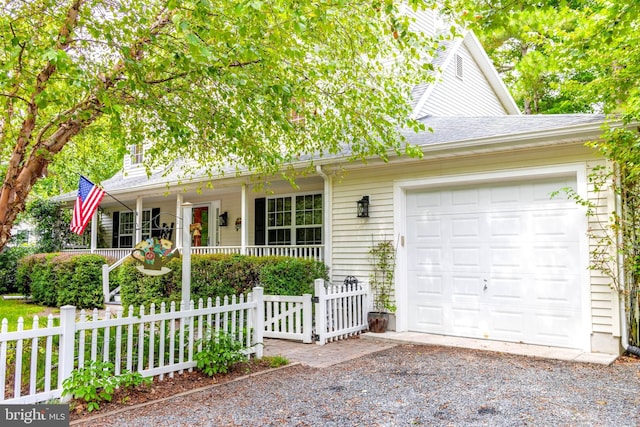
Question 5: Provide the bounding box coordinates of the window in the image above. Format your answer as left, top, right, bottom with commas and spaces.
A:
130, 143, 143, 165
266, 194, 322, 245
455, 54, 464, 80
117, 210, 151, 248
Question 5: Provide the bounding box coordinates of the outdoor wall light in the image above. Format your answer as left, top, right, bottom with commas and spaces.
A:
235, 217, 242, 231
357, 196, 370, 218
218, 212, 228, 227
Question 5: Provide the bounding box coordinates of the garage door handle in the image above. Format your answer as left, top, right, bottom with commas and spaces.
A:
483, 279, 488, 291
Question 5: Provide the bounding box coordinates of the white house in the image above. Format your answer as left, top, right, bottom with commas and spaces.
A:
58, 16, 624, 356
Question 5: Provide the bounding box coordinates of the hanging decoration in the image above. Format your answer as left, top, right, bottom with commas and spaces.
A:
131, 237, 178, 276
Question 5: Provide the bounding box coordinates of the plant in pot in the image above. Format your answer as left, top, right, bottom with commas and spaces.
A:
368, 239, 397, 333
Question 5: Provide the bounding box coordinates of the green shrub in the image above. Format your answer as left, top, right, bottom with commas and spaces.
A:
62, 361, 151, 412
27, 254, 59, 306
259, 257, 328, 295
0, 246, 35, 294
57, 254, 106, 309
194, 331, 247, 376
16, 253, 112, 308
116, 254, 329, 308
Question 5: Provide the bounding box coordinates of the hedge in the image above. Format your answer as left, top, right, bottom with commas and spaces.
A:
116, 254, 329, 308
0, 246, 35, 295
16, 253, 115, 309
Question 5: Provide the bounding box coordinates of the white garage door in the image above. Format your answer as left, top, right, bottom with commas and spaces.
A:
406, 176, 584, 349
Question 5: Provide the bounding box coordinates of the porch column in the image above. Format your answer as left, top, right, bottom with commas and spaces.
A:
181, 202, 193, 307
90, 209, 98, 252
135, 196, 143, 243
175, 193, 184, 249
317, 166, 332, 268
241, 183, 247, 255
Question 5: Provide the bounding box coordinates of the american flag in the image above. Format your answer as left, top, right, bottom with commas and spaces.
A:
70, 176, 105, 235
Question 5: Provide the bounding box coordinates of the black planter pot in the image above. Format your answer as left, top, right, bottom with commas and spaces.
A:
367, 311, 389, 333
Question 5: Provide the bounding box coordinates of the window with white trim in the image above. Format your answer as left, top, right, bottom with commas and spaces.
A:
266, 193, 322, 245
130, 143, 144, 165
118, 210, 151, 247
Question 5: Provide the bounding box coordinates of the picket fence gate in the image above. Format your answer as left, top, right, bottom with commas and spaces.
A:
262, 279, 370, 344
0, 280, 370, 404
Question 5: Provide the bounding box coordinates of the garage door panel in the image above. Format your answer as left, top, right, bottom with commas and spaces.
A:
413, 305, 445, 330
452, 276, 482, 297
412, 217, 442, 239
486, 277, 525, 301
410, 247, 443, 270
490, 310, 525, 335
451, 217, 481, 237
451, 188, 480, 206
533, 246, 579, 272
451, 307, 482, 331
488, 215, 522, 237
414, 274, 444, 296
490, 246, 524, 270
452, 247, 482, 270
406, 176, 584, 349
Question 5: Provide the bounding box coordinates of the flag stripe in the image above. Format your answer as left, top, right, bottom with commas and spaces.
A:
70, 176, 105, 235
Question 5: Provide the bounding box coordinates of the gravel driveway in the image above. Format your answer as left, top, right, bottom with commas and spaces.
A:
80, 344, 639, 426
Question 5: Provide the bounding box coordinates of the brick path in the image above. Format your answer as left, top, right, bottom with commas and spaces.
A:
263, 335, 397, 368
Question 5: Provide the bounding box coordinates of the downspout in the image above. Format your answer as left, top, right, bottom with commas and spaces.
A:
615, 164, 640, 356
316, 166, 332, 270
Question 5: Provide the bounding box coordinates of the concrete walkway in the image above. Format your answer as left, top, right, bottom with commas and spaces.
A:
263, 331, 619, 367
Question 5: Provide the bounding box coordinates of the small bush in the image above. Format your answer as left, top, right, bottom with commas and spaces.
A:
194, 332, 247, 376
16, 253, 112, 308
62, 361, 151, 412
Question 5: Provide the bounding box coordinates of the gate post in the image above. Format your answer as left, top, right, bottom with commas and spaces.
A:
314, 279, 326, 345
302, 293, 312, 344
252, 287, 264, 358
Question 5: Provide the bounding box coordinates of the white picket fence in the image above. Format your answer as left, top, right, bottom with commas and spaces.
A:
0, 288, 264, 404
0, 280, 370, 404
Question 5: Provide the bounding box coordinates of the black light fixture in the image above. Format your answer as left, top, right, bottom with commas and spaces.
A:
357, 196, 370, 218
218, 212, 228, 227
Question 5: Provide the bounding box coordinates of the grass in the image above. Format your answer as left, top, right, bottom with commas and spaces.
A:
0, 297, 58, 331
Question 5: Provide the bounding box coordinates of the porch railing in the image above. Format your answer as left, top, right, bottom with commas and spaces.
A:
63, 245, 324, 262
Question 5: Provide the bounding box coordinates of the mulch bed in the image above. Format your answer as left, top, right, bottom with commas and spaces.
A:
69, 359, 275, 422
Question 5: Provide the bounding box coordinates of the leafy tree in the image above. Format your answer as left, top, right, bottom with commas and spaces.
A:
0, 0, 443, 251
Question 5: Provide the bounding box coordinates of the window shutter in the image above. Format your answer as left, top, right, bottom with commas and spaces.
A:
254, 198, 266, 246
112, 212, 120, 248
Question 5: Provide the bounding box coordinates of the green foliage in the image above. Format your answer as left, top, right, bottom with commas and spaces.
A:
117, 254, 328, 308
24, 200, 72, 253
0, 246, 35, 294
194, 332, 247, 376
259, 257, 328, 296
56, 255, 107, 308
62, 361, 151, 412
369, 239, 397, 313
17, 253, 111, 308
263, 355, 289, 368
0, 0, 441, 252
